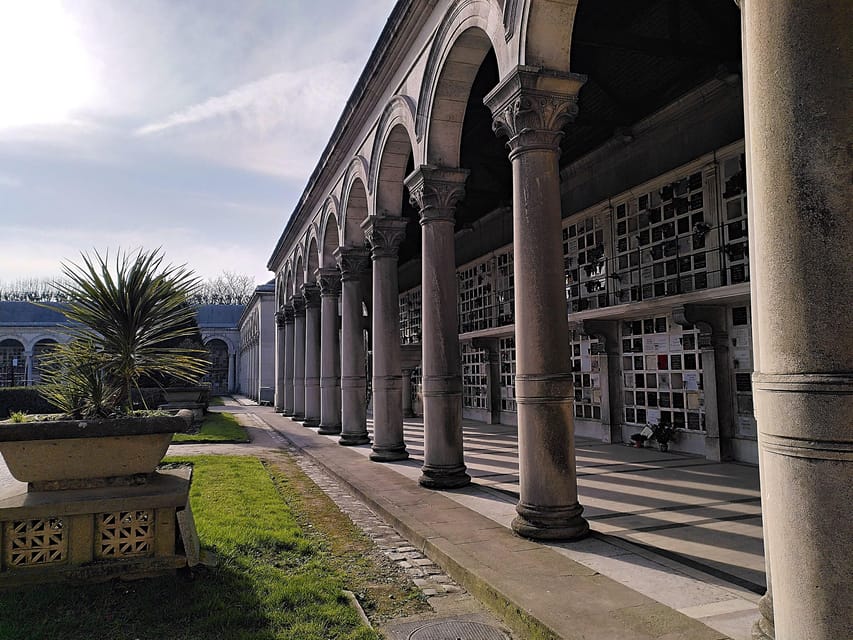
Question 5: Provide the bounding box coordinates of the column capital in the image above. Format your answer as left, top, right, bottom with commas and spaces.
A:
290, 294, 306, 317
484, 66, 586, 157
361, 215, 408, 260
301, 282, 321, 308
275, 310, 287, 328
334, 246, 371, 281
316, 268, 342, 297
281, 304, 295, 324
404, 165, 470, 226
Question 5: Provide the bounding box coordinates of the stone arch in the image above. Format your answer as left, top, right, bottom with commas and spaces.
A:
369, 96, 417, 216
203, 337, 231, 395
320, 206, 341, 268
520, 0, 579, 72
417, 1, 508, 165
31, 338, 58, 385
284, 265, 294, 302
341, 157, 371, 246
293, 252, 305, 294
0, 338, 25, 387
306, 236, 320, 282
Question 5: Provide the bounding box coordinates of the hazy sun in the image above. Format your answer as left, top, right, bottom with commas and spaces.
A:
0, 1, 96, 129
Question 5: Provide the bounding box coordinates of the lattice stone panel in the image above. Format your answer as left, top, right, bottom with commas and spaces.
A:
97, 511, 155, 559
3, 518, 67, 568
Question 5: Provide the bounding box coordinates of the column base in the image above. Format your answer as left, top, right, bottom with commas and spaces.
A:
317, 424, 342, 435
752, 592, 774, 640
291, 412, 304, 421
281, 410, 294, 417
302, 418, 320, 428
370, 446, 409, 462
339, 433, 371, 446
512, 502, 589, 541
419, 464, 470, 490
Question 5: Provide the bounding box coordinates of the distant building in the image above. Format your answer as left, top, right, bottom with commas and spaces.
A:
236, 282, 276, 404
0, 301, 243, 394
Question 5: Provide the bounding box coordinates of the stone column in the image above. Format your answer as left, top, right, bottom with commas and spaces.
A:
335, 247, 372, 446
362, 215, 409, 462
282, 305, 295, 415
317, 268, 343, 435
742, 1, 852, 638
24, 351, 33, 386
405, 166, 471, 489
274, 311, 286, 411
291, 295, 306, 420
227, 352, 235, 393
302, 283, 322, 427
485, 67, 589, 540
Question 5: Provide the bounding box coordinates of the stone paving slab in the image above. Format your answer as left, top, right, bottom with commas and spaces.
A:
257, 411, 732, 640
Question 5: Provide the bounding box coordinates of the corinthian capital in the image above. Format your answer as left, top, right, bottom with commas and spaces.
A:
404, 165, 470, 226
290, 295, 306, 317
315, 268, 342, 297
361, 215, 408, 259
301, 282, 321, 308
334, 246, 371, 281
484, 66, 586, 157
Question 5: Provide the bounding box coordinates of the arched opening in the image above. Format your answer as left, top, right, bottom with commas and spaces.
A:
343, 178, 369, 247
293, 256, 305, 295
321, 214, 340, 268
204, 339, 230, 395
0, 339, 25, 387
32, 339, 58, 385
306, 238, 320, 282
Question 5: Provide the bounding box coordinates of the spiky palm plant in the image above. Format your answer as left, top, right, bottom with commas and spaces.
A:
45, 248, 209, 414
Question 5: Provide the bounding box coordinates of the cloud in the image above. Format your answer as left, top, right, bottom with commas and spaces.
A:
0, 174, 21, 188
133, 61, 358, 179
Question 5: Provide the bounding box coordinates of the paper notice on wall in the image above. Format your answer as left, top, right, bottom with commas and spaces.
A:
687, 392, 701, 410
568, 239, 578, 255
669, 335, 683, 351
592, 389, 601, 404
590, 374, 600, 389
643, 335, 655, 352
581, 356, 591, 371
730, 325, 751, 346
684, 372, 700, 391
646, 409, 661, 425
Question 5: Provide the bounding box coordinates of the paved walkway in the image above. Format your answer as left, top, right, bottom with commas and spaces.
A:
229, 403, 764, 640
1, 400, 765, 639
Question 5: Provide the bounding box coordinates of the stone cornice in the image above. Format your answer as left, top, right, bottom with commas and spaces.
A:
266, 0, 433, 272
404, 165, 470, 226
485, 66, 587, 158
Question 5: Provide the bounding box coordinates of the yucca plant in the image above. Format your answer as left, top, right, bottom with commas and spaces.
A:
41, 248, 209, 415
38, 339, 122, 418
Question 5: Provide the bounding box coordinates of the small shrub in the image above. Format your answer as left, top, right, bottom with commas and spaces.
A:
0, 387, 60, 419
9, 411, 28, 423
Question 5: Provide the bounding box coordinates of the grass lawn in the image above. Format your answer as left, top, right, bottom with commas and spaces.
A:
209, 396, 226, 406
0, 455, 396, 640
172, 411, 249, 443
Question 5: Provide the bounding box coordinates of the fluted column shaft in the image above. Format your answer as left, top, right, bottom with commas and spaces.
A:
741, 1, 852, 638
302, 283, 322, 427
291, 296, 306, 420
274, 311, 286, 411
405, 165, 471, 489
317, 268, 343, 435
362, 216, 409, 462
282, 305, 295, 415
335, 247, 371, 446
485, 67, 589, 540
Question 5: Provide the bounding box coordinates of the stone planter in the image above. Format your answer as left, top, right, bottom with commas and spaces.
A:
159, 386, 209, 426
0, 412, 196, 585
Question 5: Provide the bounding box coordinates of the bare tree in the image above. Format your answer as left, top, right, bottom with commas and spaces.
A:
0, 277, 71, 302
193, 271, 255, 305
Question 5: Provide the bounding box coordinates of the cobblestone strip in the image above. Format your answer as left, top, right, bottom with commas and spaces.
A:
274, 437, 463, 599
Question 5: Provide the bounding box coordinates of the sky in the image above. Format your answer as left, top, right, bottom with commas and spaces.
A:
0, 0, 397, 286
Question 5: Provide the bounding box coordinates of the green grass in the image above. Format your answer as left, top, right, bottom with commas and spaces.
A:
0, 455, 379, 640
172, 411, 249, 443
209, 396, 226, 406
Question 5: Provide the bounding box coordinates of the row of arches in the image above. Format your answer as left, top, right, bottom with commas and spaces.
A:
0, 338, 58, 387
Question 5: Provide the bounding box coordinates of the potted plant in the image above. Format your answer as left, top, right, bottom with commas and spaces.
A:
0, 249, 208, 584
651, 418, 677, 452
0, 247, 208, 481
